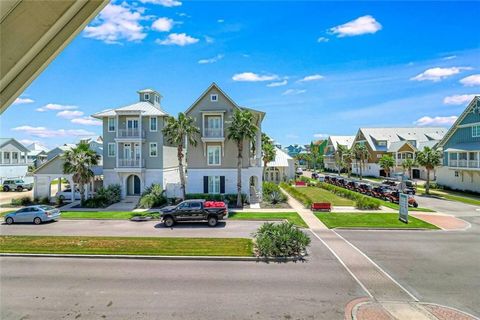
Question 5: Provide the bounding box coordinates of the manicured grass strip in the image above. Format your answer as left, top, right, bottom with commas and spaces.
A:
0, 236, 253, 256
229, 212, 308, 228
295, 187, 355, 206
0, 211, 14, 217
378, 200, 435, 212
417, 187, 480, 206
59, 211, 154, 219
315, 212, 439, 229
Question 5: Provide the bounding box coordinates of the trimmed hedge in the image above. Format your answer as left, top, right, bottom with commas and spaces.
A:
280, 182, 312, 208
318, 183, 381, 210
253, 222, 311, 258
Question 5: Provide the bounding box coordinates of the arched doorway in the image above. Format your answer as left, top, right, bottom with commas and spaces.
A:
127, 174, 141, 196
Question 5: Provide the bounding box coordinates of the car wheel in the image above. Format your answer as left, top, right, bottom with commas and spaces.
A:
16, 186, 23, 192
164, 216, 175, 228
207, 216, 218, 227
413, 202, 418, 208
33, 217, 42, 225
3, 186, 10, 192
5, 217, 13, 225
58, 195, 65, 201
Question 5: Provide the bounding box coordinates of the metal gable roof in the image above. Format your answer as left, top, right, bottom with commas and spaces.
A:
267, 147, 293, 167
92, 101, 168, 119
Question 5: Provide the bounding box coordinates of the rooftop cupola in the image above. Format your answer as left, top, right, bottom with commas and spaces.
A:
137, 88, 162, 107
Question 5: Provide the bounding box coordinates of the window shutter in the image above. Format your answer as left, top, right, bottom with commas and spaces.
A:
203, 176, 208, 193
220, 176, 225, 194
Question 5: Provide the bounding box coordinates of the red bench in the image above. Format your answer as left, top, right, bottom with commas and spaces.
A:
311, 202, 332, 212
295, 181, 307, 187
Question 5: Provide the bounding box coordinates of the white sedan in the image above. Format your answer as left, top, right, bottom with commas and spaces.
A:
55, 189, 81, 202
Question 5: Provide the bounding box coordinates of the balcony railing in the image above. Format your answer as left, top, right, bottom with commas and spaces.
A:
0, 159, 31, 165
118, 158, 145, 168
449, 159, 480, 168
203, 128, 223, 138
117, 129, 145, 138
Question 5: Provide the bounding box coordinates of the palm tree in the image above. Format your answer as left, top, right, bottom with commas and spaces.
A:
353, 144, 369, 180
343, 148, 354, 178
379, 154, 395, 177
416, 147, 442, 194
334, 144, 348, 176
402, 158, 416, 179
309, 142, 322, 171
262, 133, 276, 180
162, 112, 200, 199
228, 109, 258, 207
63, 142, 100, 205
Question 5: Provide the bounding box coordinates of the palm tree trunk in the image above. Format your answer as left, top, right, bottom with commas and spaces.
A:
237, 141, 243, 208
79, 183, 85, 206
425, 168, 430, 194
177, 145, 186, 199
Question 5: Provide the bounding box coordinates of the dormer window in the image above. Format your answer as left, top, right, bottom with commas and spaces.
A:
377, 141, 387, 146
155, 96, 160, 103
210, 94, 218, 102
144, 93, 150, 101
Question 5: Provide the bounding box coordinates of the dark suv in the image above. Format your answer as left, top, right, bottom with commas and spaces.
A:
160, 199, 228, 227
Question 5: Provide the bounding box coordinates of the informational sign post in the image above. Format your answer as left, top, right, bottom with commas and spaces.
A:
399, 193, 409, 223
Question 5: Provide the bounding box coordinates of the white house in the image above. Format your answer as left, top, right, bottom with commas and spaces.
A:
264, 147, 295, 183
0, 138, 32, 182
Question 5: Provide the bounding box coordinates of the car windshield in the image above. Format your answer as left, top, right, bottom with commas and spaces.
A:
38, 205, 55, 210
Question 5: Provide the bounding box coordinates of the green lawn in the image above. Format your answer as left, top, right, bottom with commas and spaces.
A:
0, 210, 14, 217
229, 212, 308, 228
0, 235, 253, 256
295, 187, 355, 206
59, 211, 157, 219
315, 212, 439, 229
417, 187, 480, 206
377, 199, 435, 212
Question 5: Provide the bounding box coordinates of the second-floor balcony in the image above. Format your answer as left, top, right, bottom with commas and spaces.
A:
117, 129, 145, 139
0, 158, 32, 165
449, 159, 480, 169
118, 158, 145, 168
203, 127, 223, 138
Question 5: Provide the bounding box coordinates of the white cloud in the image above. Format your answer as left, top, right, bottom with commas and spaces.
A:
232, 72, 279, 82
410, 67, 472, 82
267, 80, 288, 87
12, 126, 95, 138
19, 139, 42, 146
198, 54, 224, 64
83, 3, 146, 44
13, 97, 34, 105
330, 15, 382, 37
139, 0, 182, 7
36, 103, 78, 112
460, 74, 480, 87
414, 116, 458, 126
298, 74, 324, 82
443, 94, 480, 105
151, 17, 174, 32
282, 89, 307, 95
71, 117, 102, 126
56, 110, 84, 119
204, 36, 214, 44
155, 33, 199, 46
217, 19, 224, 23
313, 133, 329, 139
317, 37, 329, 43
443, 55, 456, 60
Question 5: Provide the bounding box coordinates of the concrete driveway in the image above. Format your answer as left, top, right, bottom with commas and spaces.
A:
416, 195, 480, 217
0, 219, 263, 238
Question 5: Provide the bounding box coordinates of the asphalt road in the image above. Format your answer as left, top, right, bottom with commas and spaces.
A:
0, 235, 364, 320
337, 214, 480, 317
0, 219, 264, 238
415, 195, 480, 217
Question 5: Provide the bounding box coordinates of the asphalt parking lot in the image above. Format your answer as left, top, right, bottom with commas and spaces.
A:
0, 219, 264, 238
415, 195, 480, 217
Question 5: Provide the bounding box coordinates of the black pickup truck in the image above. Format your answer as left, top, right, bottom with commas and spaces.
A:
160, 199, 228, 227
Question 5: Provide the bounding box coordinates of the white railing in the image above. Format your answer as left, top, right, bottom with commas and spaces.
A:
449, 159, 480, 168
468, 160, 480, 168
0, 159, 31, 165
204, 128, 223, 138
118, 129, 145, 138
118, 158, 145, 168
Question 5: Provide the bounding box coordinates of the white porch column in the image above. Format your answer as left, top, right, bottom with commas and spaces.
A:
139, 114, 142, 167
57, 177, 62, 192
255, 129, 261, 166
33, 175, 38, 199
68, 177, 75, 202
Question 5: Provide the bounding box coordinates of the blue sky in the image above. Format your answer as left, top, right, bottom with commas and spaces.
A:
1, 0, 480, 148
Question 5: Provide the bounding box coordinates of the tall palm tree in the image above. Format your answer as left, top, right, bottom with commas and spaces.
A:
343, 148, 354, 178
335, 144, 348, 176
309, 142, 322, 171
416, 147, 442, 194
402, 158, 416, 179
63, 142, 100, 205
162, 112, 200, 199
228, 109, 258, 207
353, 144, 369, 180
379, 154, 395, 177
262, 133, 276, 180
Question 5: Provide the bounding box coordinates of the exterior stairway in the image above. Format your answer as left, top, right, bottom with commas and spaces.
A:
249, 186, 261, 209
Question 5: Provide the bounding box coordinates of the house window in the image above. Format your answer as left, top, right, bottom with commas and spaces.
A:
150, 143, 158, 157
455, 171, 459, 177
208, 176, 221, 194
473, 125, 480, 138
210, 94, 218, 102
205, 116, 222, 137
377, 154, 382, 158
108, 117, 115, 132
108, 143, 115, 157
155, 96, 160, 103
207, 145, 221, 165
150, 117, 157, 132
377, 141, 387, 146
144, 93, 150, 101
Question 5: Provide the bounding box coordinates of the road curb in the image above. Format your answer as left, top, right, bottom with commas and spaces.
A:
0, 253, 306, 262
333, 227, 437, 231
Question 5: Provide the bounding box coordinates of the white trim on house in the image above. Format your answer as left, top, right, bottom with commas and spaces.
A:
150, 116, 157, 132
108, 143, 115, 157
207, 145, 221, 166
149, 142, 158, 157
108, 117, 115, 132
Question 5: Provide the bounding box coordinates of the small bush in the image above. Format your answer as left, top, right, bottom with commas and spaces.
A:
355, 196, 381, 210
262, 182, 280, 198
269, 191, 287, 204
82, 184, 122, 208
11, 198, 22, 206
263, 182, 287, 204
20, 196, 33, 206
40, 197, 50, 205
56, 196, 64, 206
138, 184, 167, 209
253, 222, 311, 257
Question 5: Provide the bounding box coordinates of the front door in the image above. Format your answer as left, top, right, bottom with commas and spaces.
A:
133, 175, 141, 195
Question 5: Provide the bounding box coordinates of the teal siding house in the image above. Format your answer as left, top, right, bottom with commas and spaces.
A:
436, 96, 480, 192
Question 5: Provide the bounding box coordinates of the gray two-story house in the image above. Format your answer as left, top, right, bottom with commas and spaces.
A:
184, 83, 265, 203
92, 89, 179, 198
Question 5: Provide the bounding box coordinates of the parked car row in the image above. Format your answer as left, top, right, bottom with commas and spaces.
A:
323, 175, 419, 207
